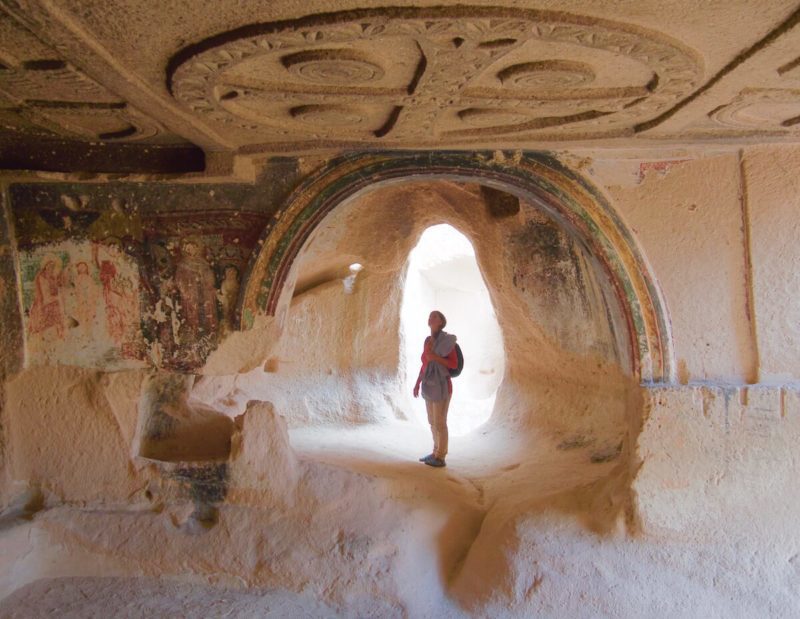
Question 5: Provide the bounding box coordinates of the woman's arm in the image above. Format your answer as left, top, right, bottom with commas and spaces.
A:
413, 337, 429, 397
413, 365, 423, 397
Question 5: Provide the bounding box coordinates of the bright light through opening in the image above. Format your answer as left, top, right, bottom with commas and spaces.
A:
400, 224, 505, 436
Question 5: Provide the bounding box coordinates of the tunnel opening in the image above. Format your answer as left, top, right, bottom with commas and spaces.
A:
192, 174, 643, 500
399, 223, 505, 436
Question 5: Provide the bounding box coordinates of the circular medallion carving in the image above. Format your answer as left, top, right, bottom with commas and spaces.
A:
168, 6, 702, 143
282, 50, 384, 85
497, 61, 595, 89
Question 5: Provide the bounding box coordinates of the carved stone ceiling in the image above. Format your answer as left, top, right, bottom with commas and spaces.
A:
1, 0, 800, 164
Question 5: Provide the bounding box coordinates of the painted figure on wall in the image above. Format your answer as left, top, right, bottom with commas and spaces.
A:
72, 261, 99, 337
94, 239, 127, 344
20, 241, 144, 368
93, 238, 141, 357
141, 242, 179, 367
174, 239, 218, 340
218, 265, 240, 334
27, 257, 66, 340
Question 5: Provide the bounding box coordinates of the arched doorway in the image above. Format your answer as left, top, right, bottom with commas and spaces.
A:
240, 151, 672, 385
209, 152, 671, 552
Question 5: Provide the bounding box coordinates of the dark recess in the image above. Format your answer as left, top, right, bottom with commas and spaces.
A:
480, 185, 520, 218
0, 137, 205, 174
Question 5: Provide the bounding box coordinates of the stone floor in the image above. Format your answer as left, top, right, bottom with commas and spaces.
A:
0, 577, 339, 618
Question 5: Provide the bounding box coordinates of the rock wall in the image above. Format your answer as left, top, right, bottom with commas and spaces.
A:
0, 147, 798, 615
0, 187, 24, 500
743, 146, 800, 383
603, 153, 756, 383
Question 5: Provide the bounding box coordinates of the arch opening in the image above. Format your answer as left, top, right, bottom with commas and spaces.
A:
238, 152, 672, 385
399, 224, 505, 436
201, 171, 643, 491
146, 152, 667, 614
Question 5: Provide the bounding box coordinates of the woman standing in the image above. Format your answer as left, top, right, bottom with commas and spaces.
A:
413, 310, 458, 468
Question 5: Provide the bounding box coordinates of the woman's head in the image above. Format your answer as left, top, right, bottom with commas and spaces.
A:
428, 310, 446, 332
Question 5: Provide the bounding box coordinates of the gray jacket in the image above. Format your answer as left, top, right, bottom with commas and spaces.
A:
421, 331, 457, 402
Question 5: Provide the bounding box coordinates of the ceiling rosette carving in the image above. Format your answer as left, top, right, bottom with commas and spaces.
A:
168, 6, 703, 147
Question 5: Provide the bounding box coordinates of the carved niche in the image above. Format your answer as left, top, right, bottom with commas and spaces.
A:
169, 6, 703, 146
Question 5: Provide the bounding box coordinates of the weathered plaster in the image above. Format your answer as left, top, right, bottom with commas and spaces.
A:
742, 144, 800, 382
6, 158, 301, 373
0, 184, 23, 505
607, 154, 757, 383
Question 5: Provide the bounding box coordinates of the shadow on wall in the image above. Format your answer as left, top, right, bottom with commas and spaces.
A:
137, 373, 233, 463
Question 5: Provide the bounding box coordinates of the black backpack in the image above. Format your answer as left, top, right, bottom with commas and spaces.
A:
449, 343, 464, 378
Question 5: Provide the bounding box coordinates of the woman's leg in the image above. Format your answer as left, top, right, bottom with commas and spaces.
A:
426, 397, 450, 460
436, 395, 451, 459
425, 398, 439, 457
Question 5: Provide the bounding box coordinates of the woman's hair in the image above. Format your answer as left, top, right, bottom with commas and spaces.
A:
432, 310, 447, 329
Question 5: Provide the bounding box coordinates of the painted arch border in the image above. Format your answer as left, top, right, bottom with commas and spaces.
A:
239, 151, 673, 383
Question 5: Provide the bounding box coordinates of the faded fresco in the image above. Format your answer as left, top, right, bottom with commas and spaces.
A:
140, 209, 269, 371
507, 207, 630, 366
19, 239, 145, 368
9, 159, 299, 371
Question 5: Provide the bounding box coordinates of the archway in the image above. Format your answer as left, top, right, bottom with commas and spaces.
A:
190, 170, 653, 594
218, 171, 643, 474
240, 151, 672, 384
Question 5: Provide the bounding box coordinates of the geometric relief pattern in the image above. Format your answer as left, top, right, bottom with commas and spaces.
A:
707, 89, 800, 133
169, 6, 703, 147
0, 10, 163, 142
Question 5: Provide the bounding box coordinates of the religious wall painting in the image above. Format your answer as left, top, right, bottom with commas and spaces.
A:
19, 239, 146, 369
25, 250, 68, 345
94, 238, 143, 358
9, 177, 291, 371
175, 237, 219, 341
141, 211, 267, 371
218, 263, 241, 336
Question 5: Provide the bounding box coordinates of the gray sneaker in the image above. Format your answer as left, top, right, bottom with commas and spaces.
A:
424, 457, 446, 468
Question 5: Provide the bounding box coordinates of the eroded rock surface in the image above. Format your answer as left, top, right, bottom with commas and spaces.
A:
1, 5, 800, 612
